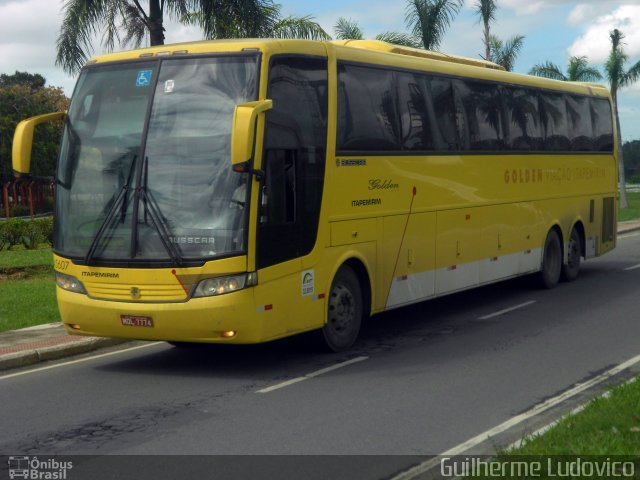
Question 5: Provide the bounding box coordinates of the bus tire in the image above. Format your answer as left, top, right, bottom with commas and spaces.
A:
321, 265, 363, 352
561, 227, 581, 282
539, 229, 562, 289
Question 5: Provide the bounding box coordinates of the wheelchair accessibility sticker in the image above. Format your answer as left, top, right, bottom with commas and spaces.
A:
136, 69, 153, 87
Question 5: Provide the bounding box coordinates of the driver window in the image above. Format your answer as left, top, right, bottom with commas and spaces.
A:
257, 55, 328, 269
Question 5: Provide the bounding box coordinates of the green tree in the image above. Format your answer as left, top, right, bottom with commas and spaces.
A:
333, 17, 421, 48
605, 29, 640, 208
0, 78, 69, 181
529, 56, 602, 82
56, 0, 326, 75
405, 0, 463, 51
622, 140, 640, 180
474, 0, 498, 62
489, 34, 524, 71
0, 71, 46, 91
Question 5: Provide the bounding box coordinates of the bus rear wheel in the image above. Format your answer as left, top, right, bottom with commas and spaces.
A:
320, 265, 363, 352
561, 227, 581, 282
539, 229, 562, 289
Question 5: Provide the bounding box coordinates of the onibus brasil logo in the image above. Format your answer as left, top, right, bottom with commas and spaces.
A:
7, 457, 73, 479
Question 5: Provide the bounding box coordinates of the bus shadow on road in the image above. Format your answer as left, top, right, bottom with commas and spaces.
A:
95, 262, 625, 378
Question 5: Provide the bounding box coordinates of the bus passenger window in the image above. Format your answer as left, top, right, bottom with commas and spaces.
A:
539, 92, 570, 151
590, 98, 614, 152
566, 95, 594, 151
397, 73, 434, 151
504, 87, 542, 151
428, 77, 458, 151
337, 64, 400, 151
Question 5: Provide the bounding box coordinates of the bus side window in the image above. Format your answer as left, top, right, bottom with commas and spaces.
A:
566, 95, 594, 152
539, 92, 570, 152
590, 98, 614, 152
337, 64, 400, 152
397, 72, 435, 151
428, 77, 458, 151
504, 87, 542, 151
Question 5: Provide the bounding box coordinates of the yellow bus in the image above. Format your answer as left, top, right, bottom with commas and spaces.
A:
13, 39, 617, 352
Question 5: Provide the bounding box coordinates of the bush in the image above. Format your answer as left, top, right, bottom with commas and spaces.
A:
36, 216, 54, 246
628, 174, 640, 185
1, 219, 27, 250
10, 204, 31, 217
0, 216, 52, 250
21, 220, 44, 249
0, 222, 7, 251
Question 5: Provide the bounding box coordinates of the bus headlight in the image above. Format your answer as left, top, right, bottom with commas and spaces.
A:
55, 272, 87, 294
193, 272, 257, 298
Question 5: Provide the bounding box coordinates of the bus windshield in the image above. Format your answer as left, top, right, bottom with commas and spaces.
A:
54, 55, 259, 264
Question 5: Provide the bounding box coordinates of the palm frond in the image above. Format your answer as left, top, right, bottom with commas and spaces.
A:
529, 61, 567, 81
474, 0, 497, 25
334, 17, 363, 40
121, 3, 147, 47
375, 32, 422, 48
568, 56, 602, 82
490, 34, 524, 71
405, 0, 463, 51
271, 15, 331, 40
56, 0, 112, 74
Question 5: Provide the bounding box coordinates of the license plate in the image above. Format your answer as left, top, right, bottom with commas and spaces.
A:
120, 315, 154, 328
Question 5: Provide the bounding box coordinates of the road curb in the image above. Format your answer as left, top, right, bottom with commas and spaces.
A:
0, 337, 129, 371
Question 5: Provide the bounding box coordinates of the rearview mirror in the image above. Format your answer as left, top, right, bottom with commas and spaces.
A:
230, 100, 273, 169
13, 112, 66, 177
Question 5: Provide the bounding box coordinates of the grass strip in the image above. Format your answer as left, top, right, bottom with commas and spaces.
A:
619, 191, 640, 222
505, 378, 640, 456
0, 246, 52, 272
464, 379, 640, 479
0, 272, 60, 332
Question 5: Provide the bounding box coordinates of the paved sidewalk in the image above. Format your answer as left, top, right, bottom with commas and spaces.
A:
2, 219, 640, 371
0, 323, 127, 370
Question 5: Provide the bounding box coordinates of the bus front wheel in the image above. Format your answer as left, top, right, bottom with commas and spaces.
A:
321, 265, 363, 352
539, 229, 562, 289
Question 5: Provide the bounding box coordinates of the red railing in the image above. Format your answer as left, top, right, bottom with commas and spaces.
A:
2, 178, 54, 219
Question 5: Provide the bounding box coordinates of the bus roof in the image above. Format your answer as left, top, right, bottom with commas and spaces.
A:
86, 38, 610, 99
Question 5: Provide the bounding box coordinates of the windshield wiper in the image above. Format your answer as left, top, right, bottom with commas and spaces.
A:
84, 154, 137, 265
131, 156, 183, 266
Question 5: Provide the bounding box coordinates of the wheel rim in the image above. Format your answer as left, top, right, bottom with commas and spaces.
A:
567, 233, 580, 269
328, 284, 355, 334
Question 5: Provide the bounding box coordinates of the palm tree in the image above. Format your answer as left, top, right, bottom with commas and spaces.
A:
56, 0, 328, 75
183, 3, 330, 40
530, 56, 602, 82
333, 17, 422, 48
405, 0, 463, 51
605, 29, 640, 209
489, 34, 524, 71
474, 0, 498, 62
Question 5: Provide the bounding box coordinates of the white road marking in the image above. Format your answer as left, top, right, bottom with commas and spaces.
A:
391, 352, 640, 480
0, 342, 163, 381
624, 263, 640, 271
477, 301, 536, 320
256, 356, 369, 393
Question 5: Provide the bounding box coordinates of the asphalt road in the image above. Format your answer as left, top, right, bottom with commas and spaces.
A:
2, 232, 640, 479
